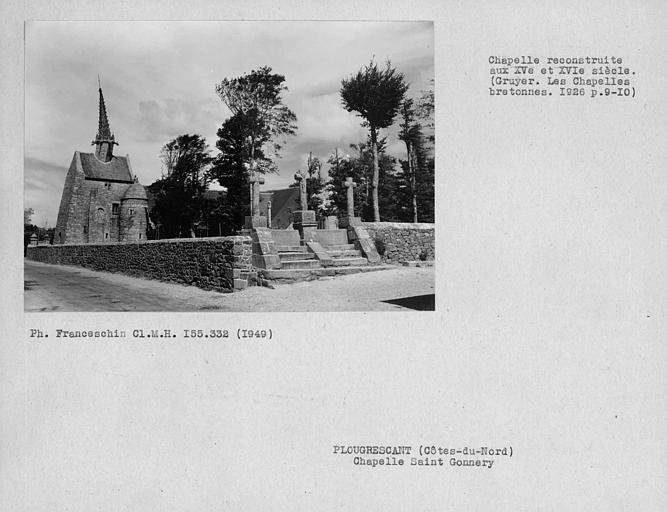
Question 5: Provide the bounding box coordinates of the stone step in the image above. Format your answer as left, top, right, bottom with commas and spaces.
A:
277, 245, 306, 253
327, 249, 362, 258
280, 259, 321, 270
312, 229, 349, 246
261, 265, 391, 282
278, 252, 315, 261
322, 243, 356, 251
328, 257, 368, 267
271, 229, 301, 248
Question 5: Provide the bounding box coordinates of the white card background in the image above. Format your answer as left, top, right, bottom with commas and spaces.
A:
2, 1, 666, 510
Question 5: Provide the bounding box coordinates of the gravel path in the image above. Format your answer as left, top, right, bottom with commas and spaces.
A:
24, 260, 435, 312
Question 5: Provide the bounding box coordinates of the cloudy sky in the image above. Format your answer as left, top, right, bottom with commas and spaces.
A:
25, 21, 433, 226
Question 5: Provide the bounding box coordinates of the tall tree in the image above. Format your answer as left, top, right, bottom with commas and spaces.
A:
208, 112, 264, 233
416, 79, 435, 145
399, 98, 424, 222
340, 60, 408, 221
149, 134, 213, 238
414, 81, 435, 222
215, 66, 297, 178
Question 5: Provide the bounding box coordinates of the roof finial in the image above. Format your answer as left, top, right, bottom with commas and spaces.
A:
98, 74, 101, 90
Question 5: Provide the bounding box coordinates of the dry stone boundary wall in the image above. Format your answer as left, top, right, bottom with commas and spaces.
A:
361, 222, 435, 264
26, 236, 253, 292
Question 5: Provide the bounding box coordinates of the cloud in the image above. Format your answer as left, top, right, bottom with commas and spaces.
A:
137, 97, 222, 143
292, 93, 367, 148
24, 157, 70, 227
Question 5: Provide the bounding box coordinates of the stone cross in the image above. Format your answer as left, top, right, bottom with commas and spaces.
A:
344, 177, 357, 217
249, 174, 265, 216
294, 170, 308, 210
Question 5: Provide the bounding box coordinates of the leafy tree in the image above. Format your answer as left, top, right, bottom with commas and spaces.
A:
290, 153, 333, 215
327, 146, 369, 220
306, 152, 322, 179
304, 154, 325, 213
215, 66, 297, 177
149, 134, 213, 238
213, 67, 297, 231
377, 152, 408, 222
208, 112, 260, 233
399, 96, 435, 224
340, 60, 408, 221
399, 98, 424, 222
326, 139, 405, 221
416, 155, 435, 223
348, 141, 371, 206
413, 82, 436, 222
416, 79, 435, 145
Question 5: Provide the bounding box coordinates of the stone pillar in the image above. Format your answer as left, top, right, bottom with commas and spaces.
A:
324, 216, 338, 230
251, 174, 265, 215
294, 170, 308, 211
245, 173, 267, 229
345, 176, 357, 217
266, 201, 272, 228
293, 170, 317, 241
340, 176, 361, 228
293, 210, 317, 242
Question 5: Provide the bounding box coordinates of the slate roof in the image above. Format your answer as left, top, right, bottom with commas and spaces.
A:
123, 182, 148, 200
79, 152, 133, 182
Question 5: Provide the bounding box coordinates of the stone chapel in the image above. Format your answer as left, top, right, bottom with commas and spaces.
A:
54, 85, 148, 244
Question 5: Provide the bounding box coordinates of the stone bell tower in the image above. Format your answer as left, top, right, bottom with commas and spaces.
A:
91, 78, 118, 162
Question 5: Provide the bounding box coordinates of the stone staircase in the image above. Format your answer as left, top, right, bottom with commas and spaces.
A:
259, 228, 387, 282
275, 245, 320, 270
321, 243, 368, 267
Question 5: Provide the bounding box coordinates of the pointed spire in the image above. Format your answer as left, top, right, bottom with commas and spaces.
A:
97, 85, 112, 140
92, 77, 118, 161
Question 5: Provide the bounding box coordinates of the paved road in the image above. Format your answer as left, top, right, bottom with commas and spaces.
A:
24, 260, 435, 312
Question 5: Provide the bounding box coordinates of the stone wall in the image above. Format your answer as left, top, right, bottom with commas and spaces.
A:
26, 236, 253, 292
361, 222, 435, 264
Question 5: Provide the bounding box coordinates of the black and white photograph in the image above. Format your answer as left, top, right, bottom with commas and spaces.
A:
24, 21, 435, 312
3, 1, 667, 511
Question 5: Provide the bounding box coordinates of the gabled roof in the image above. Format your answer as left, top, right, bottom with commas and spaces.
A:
79, 152, 133, 182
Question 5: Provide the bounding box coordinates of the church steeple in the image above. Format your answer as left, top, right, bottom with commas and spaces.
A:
91, 78, 118, 162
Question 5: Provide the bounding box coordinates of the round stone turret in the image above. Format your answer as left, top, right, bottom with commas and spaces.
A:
119, 181, 148, 242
